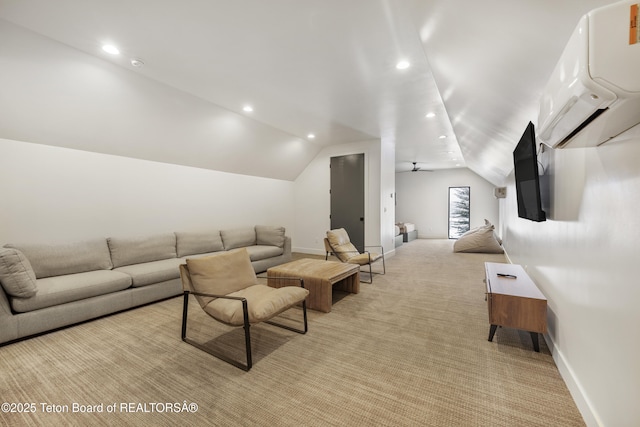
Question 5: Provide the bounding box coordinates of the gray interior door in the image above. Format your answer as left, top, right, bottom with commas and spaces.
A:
330, 153, 365, 252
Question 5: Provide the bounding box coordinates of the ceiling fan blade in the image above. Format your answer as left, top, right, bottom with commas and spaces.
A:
396, 161, 433, 173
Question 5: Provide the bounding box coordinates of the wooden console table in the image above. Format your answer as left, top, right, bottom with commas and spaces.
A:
485, 262, 547, 352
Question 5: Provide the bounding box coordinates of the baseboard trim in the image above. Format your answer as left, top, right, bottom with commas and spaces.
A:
543, 333, 602, 427
292, 247, 325, 256
504, 248, 601, 426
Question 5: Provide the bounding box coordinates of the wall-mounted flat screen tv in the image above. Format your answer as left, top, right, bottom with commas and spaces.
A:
513, 121, 546, 222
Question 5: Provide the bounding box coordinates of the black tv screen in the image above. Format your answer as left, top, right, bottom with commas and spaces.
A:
513, 122, 546, 222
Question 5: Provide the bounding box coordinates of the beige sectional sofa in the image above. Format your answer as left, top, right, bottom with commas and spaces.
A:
0, 226, 291, 345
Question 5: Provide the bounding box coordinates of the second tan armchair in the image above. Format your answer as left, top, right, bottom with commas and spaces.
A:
324, 228, 385, 284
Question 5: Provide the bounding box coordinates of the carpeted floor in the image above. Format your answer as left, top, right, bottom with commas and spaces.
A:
0, 239, 584, 426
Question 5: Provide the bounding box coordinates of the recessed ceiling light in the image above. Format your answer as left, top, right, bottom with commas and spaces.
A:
102, 44, 120, 55
307, 133, 315, 139
396, 60, 410, 70
130, 58, 144, 67
242, 105, 253, 112
425, 112, 436, 118
439, 135, 447, 139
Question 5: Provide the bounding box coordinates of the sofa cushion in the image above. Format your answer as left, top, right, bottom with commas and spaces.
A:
10, 270, 132, 313
178, 251, 222, 261
245, 245, 284, 262
255, 226, 285, 248
108, 233, 177, 268
175, 231, 224, 257
5, 239, 113, 279
114, 258, 183, 287
220, 228, 256, 250
186, 249, 257, 308
0, 248, 38, 298
347, 252, 383, 266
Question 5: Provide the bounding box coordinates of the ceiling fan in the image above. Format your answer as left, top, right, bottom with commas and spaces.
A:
399, 162, 433, 173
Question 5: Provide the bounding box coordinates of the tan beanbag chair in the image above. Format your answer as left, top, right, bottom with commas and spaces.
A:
453, 225, 504, 254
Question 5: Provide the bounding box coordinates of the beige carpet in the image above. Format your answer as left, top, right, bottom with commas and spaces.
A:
0, 239, 584, 426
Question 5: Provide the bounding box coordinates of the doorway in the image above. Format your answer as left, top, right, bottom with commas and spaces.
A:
330, 154, 365, 252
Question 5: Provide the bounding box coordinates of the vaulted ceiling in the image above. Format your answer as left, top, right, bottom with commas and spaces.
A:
0, 0, 615, 185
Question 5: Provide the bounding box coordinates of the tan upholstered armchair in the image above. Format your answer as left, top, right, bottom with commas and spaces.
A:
179, 248, 309, 371
323, 228, 385, 284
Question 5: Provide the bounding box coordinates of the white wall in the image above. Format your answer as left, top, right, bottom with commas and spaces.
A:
293, 140, 383, 255
396, 168, 499, 238
0, 20, 318, 182
0, 20, 393, 257
0, 138, 294, 245
380, 137, 397, 253
501, 127, 640, 427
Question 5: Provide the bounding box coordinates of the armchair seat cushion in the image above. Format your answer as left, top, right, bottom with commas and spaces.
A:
205, 284, 308, 326
347, 252, 383, 266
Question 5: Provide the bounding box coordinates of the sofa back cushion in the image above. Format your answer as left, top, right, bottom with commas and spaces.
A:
108, 233, 177, 268
5, 239, 113, 278
220, 227, 256, 250
255, 226, 285, 248
175, 231, 224, 257
0, 248, 38, 298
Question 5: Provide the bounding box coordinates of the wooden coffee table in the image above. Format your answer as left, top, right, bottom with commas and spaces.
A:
267, 259, 360, 312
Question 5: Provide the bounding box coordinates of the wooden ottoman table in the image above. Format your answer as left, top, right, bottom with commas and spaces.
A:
267, 259, 360, 313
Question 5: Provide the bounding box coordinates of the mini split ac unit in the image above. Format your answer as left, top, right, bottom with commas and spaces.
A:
538, 0, 640, 149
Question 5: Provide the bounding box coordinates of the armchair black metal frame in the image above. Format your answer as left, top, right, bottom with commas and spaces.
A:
323, 239, 386, 284
181, 277, 308, 371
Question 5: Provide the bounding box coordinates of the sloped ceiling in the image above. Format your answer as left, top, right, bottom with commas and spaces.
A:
0, 0, 616, 184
